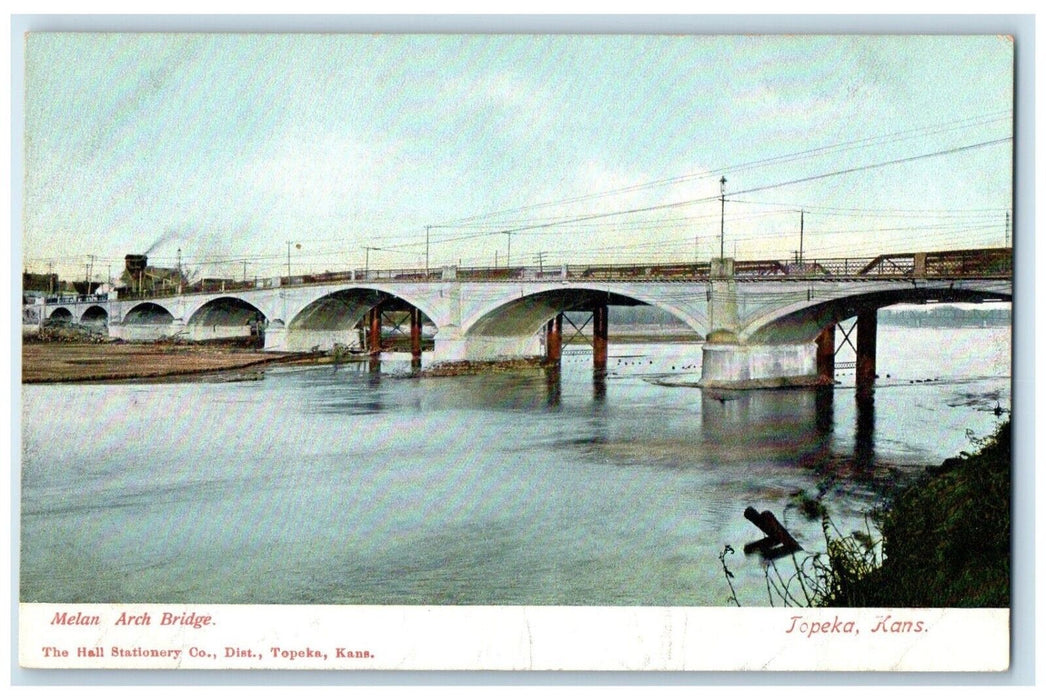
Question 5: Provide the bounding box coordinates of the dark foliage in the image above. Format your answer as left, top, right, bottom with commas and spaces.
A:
820, 420, 1011, 607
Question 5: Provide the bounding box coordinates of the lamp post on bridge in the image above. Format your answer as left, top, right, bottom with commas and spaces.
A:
363, 246, 376, 278
286, 241, 301, 279
799, 209, 805, 265
719, 176, 727, 260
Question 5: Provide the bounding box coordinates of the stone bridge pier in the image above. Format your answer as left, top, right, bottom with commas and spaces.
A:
699, 258, 821, 389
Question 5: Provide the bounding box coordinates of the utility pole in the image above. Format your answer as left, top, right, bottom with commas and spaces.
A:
719, 176, 727, 260
364, 246, 375, 277
425, 225, 431, 275
286, 241, 293, 278
504, 231, 512, 268
534, 251, 546, 274
799, 209, 805, 264
176, 248, 183, 294
86, 254, 95, 292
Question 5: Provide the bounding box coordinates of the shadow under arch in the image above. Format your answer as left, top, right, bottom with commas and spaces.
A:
463, 286, 703, 340
80, 305, 108, 327
123, 302, 175, 325
187, 296, 267, 328
47, 306, 73, 321
289, 287, 436, 331
743, 287, 1012, 345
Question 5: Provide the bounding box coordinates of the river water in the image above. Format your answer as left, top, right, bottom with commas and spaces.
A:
20, 325, 1010, 606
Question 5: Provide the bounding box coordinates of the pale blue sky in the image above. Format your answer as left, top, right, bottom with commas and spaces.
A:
22, 33, 1013, 282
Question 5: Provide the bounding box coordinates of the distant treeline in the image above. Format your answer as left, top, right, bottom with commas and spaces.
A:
598, 304, 1011, 328
879, 307, 1011, 328
606, 306, 686, 326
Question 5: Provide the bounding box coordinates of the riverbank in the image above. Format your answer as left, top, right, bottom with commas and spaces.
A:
21, 328, 702, 383
21, 342, 316, 384
821, 419, 1010, 607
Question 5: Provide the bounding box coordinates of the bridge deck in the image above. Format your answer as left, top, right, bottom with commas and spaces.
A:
39, 247, 1010, 304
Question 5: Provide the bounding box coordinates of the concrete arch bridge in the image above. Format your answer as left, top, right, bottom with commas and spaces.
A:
29, 248, 1011, 390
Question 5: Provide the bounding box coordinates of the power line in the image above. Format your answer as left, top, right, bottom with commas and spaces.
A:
434, 110, 1011, 228
450, 136, 1012, 241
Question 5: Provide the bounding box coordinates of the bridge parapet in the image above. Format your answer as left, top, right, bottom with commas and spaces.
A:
74, 247, 1009, 304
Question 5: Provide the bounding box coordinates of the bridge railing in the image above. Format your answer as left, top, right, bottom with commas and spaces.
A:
41, 293, 111, 305
74, 247, 1011, 301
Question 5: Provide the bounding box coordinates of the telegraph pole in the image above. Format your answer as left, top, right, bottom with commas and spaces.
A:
425, 225, 431, 275
719, 176, 727, 260
286, 241, 293, 277
799, 209, 805, 264
505, 231, 512, 268
364, 246, 375, 277
86, 254, 95, 292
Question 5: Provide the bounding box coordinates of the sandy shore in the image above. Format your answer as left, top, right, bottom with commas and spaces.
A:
21, 343, 312, 384
21, 329, 702, 384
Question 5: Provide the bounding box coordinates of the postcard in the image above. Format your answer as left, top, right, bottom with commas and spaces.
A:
16, 27, 1017, 674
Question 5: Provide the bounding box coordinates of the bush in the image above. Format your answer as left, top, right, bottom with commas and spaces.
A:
726, 420, 1011, 608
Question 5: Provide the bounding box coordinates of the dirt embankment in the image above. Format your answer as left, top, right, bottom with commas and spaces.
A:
21, 341, 312, 384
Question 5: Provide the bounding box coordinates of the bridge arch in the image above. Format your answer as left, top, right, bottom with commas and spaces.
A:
289, 287, 435, 329
461, 285, 707, 339
46, 307, 74, 323
79, 305, 108, 328
123, 302, 176, 325
741, 285, 1013, 344
447, 285, 707, 364
185, 297, 268, 343
187, 296, 267, 325
282, 286, 437, 352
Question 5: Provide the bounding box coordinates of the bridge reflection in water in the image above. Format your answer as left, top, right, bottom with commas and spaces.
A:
535, 362, 880, 473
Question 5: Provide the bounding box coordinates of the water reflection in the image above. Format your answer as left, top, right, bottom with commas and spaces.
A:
20, 334, 1009, 606
815, 385, 834, 436
854, 392, 876, 470
544, 366, 561, 408
592, 369, 607, 403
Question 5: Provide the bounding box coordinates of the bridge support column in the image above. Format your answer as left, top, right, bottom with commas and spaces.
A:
816, 325, 835, 382
856, 310, 877, 397
410, 307, 422, 366
593, 303, 608, 372
368, 304, 383, 354
699, 342, 819, 389
545, 313, 562, 364
707, 258, 740, 343
262, 321, 287, 351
